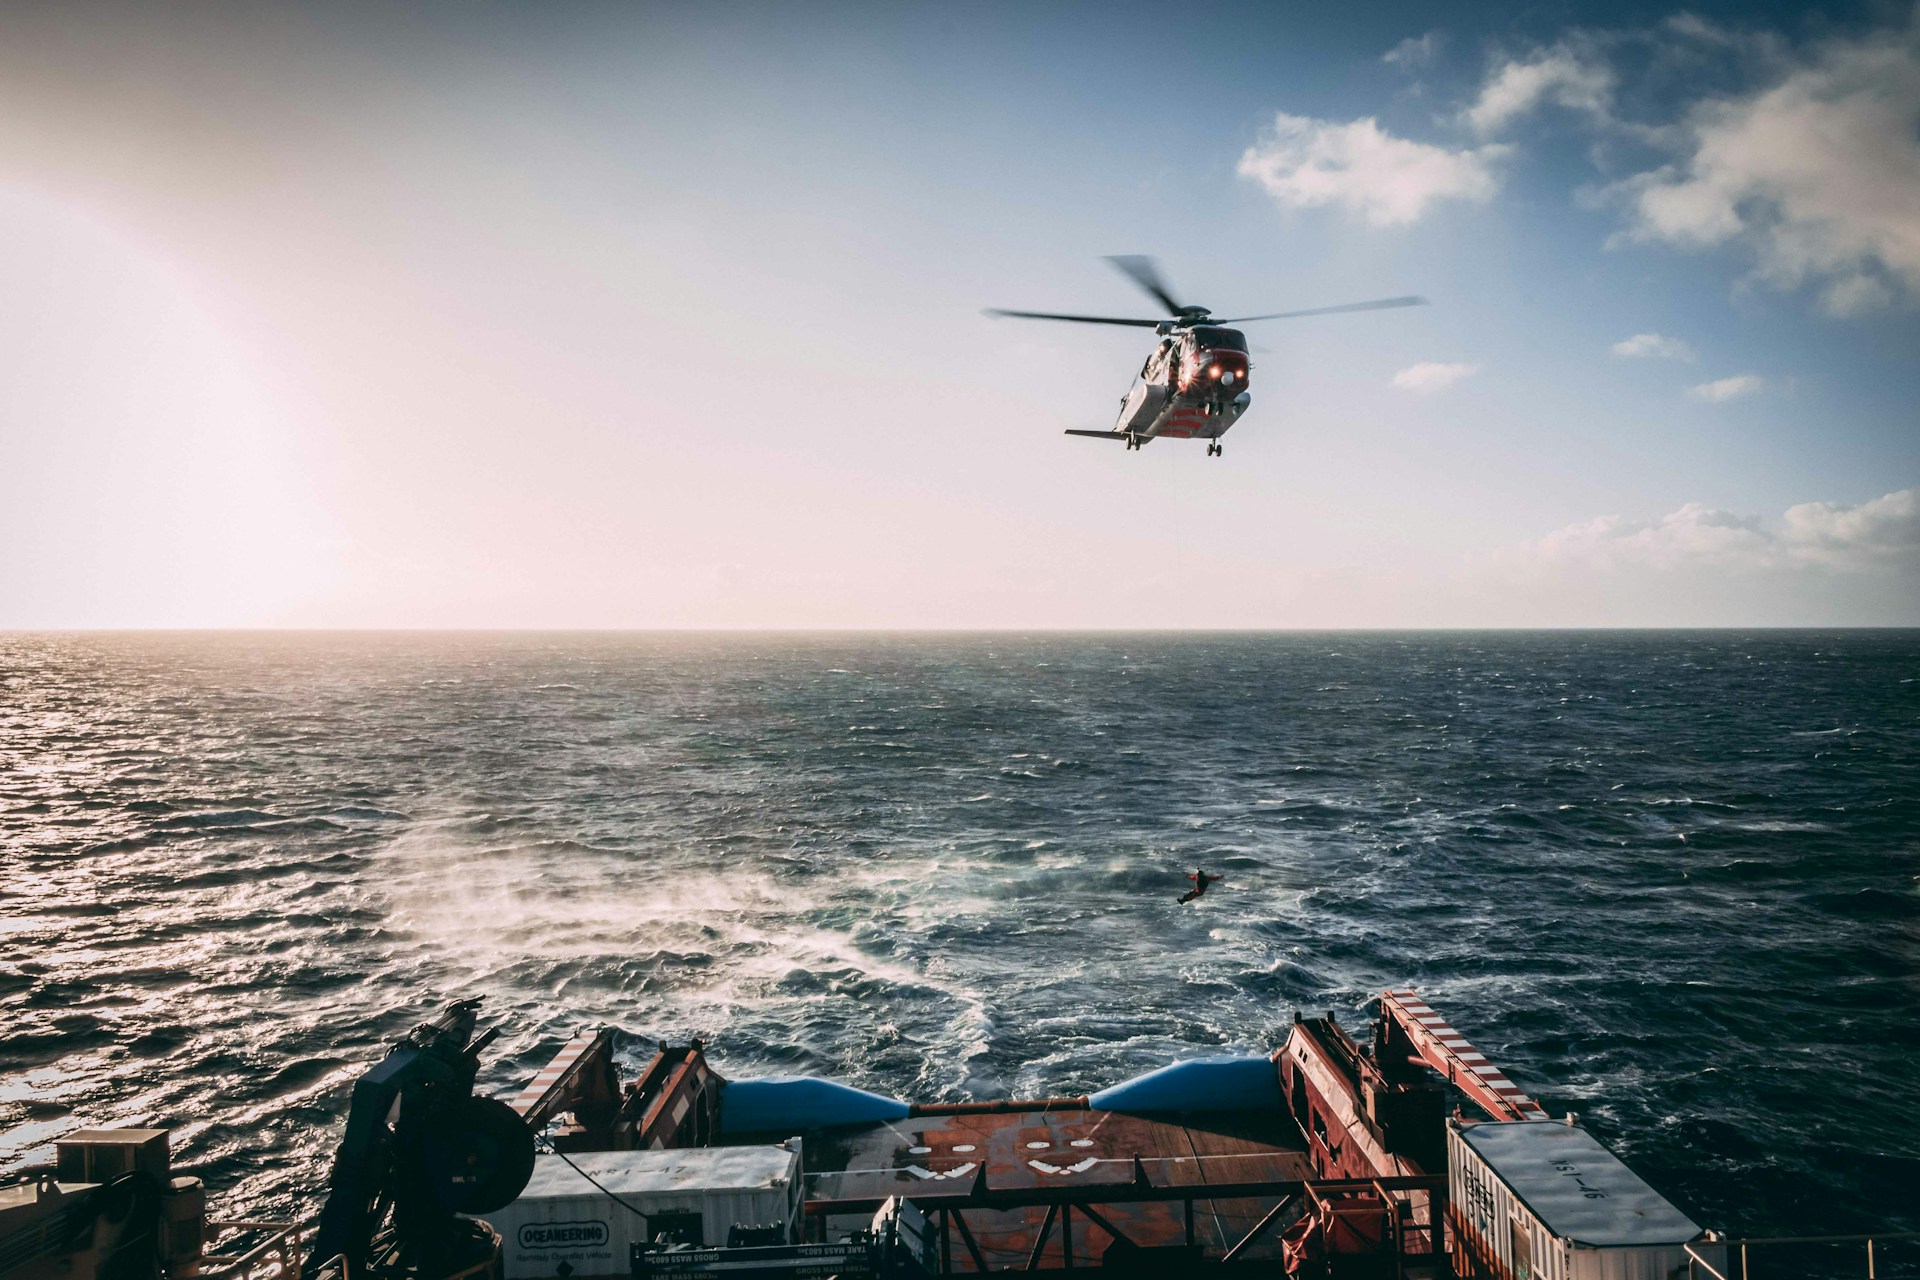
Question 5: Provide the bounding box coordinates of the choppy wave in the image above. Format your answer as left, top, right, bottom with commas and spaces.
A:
1, 631, 1917, 1238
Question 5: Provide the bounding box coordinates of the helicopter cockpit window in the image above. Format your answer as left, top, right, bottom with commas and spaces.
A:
1143, 341, 1174, 379
1189, 327, 1247, 352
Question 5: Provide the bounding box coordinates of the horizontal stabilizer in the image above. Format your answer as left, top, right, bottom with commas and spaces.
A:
1064, 429, 1129, 441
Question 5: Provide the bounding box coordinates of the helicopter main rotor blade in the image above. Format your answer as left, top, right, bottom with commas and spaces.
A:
1215, 296, 1429, 323
1103, 255, 1185, 316
983, 308, 1164, 327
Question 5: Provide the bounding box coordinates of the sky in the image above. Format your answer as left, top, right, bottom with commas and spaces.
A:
0, 0, 1916, 628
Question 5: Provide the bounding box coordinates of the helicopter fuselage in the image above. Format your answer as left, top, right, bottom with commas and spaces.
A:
1113, 325, 1253, 447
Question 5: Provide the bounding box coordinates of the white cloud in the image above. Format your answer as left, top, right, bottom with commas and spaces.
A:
1818, 273, 1895, 317
1391, 361, 1480, 393
1660, 13, 1782, 58
1614, 20, 1920, 312
1384, 32, 1443, 69
1533, 503, 1771, 570
1463, 488, 1920, 625
1781, 488, 1920, 568
1611, 332, 1695, 360
1523, 489, 1919, 574
1465, 45, 1615, 135
1237, 113, 1504, 226
1687, 373, 1765, 401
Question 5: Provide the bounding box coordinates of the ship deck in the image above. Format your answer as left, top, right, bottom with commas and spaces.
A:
796, 1106, 1312, 1269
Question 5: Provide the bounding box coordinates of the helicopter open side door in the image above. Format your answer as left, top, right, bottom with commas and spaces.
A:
1117, 378, 1171, 435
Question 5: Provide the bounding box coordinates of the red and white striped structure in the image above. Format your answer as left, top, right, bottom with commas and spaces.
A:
1379, 989, 1547, 1123
510, 1027, 610, 1127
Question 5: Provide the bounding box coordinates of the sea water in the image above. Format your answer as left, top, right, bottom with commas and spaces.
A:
2, 631, 1916, 1241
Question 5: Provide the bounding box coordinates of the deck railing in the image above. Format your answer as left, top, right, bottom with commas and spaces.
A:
200, 1220, 302, 1280
1687, 1231, 1920, 1279
808, 1166, 1446, 1274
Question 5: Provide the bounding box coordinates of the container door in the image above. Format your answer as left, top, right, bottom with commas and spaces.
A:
1511, 1214, 1535, 1280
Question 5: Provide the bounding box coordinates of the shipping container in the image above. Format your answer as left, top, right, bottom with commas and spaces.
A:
483, 1144, 803, 1280
1448, 1120, 1717, 1280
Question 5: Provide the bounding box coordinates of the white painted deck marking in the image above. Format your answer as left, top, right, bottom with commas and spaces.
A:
904, 1162, 977, 1181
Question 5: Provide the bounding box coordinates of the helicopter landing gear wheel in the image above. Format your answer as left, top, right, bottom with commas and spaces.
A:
1207, 441, 1222, 457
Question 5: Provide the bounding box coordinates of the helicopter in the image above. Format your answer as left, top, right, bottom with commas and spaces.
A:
986, 256, 1426, 457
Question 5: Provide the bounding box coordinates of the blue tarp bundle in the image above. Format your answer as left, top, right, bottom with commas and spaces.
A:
1088, 1055, 1281, 1113
720, 1076, 910, 1135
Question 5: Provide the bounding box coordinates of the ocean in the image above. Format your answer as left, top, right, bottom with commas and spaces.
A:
3, 630, 1917, 1249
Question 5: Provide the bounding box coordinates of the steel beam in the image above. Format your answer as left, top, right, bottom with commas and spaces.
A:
1070, 1202, 1134, 1251
949, 1210, 989, 1274
1221, 1193, 1298, 1265
1024, 1203, 1058, 1272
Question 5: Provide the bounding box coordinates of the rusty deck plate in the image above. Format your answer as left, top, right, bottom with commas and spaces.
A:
808, 1108, 1310, 1268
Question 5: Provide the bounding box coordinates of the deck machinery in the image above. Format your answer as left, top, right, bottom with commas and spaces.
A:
485, 991, 1718, 1278
32, 990, 1898, 1280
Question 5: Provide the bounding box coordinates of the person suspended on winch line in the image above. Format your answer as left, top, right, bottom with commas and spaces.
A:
1178, 869, 1220, 904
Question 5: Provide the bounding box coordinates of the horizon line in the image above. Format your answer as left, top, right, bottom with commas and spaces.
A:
7, 625, 1919, 635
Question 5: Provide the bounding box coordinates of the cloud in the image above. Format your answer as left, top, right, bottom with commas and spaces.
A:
1612, 19, 1920, 313
1611, 332, 1695, 360
1391, 361, 1480, 393
1522, 488, 1918, 574
1782, 488, 1920, 568
1384, 32, 1443, 69
1817, 273, 1895, 317
1687, 373, 1765, 401
1659, 12, 1784, 59
1237, 113, 1504, 226
1533, 503, 1771, 570
1465, 44, 1615, 135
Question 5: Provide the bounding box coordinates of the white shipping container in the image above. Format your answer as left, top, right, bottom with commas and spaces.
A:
482, 1145, 803, 1280
1448, 1120, 1717, 1280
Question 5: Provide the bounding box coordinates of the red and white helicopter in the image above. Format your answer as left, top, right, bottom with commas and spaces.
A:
987, 256, 1425, 457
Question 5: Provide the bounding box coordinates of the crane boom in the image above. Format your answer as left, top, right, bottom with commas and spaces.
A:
1379, 988, 1548, 1123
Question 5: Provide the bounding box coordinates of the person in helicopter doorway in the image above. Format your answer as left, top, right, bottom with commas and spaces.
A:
1178, 869, 1220, 904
